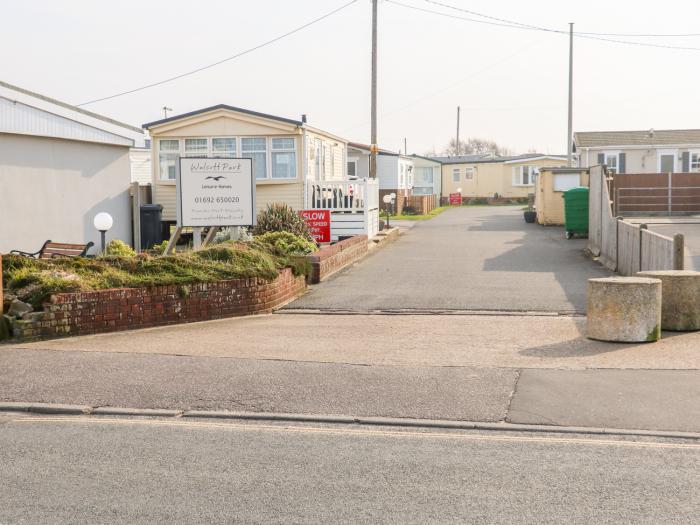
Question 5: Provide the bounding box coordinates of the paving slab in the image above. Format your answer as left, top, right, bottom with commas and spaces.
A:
9, 313, 700, 370
0, 348, 517, 421
508, 369, 700, 433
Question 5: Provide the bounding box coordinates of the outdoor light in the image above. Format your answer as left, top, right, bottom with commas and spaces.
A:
457, 187, 462, 193
382, 194, 393, 229
93, 212, 113, 253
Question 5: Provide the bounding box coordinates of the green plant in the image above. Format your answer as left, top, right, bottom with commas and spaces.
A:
253, 203, 312, 240
104, 239, 136, 257
150, 240, 170, 255
254, 231, 317, 256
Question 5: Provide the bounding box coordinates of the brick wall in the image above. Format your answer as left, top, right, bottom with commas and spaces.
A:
307, 235, 368, 284
12, 268, 306, 341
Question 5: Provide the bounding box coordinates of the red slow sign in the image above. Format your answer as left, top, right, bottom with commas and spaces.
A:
300, 209, 331, 243
449, 193, 462, 206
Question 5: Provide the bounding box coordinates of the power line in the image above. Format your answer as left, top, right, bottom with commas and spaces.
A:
77, 0, 359, 106
424, 0, 700, 38
388, 0, 700, 52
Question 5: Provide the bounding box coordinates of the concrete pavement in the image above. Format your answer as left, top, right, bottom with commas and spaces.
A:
11, 313, 700, 370
1, 414, 698, 524
288, 206, 611, 313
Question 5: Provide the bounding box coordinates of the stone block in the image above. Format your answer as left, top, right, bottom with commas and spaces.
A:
587, 277, 662, 343
637, 270, 700, 331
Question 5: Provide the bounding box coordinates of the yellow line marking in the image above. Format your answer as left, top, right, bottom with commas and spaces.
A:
11, 416, 700, 450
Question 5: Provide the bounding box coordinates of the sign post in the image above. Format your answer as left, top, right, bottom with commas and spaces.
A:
166, 157, 255, 254
300, 209, 331, 244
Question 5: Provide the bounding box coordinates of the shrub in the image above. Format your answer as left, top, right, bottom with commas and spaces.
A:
104, 239, 136, 257
254, 231, 317, 256
253, 203, 312, 240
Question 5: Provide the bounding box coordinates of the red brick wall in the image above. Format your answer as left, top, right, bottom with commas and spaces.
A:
12, 268, 305, 341
307, 235, 368, 284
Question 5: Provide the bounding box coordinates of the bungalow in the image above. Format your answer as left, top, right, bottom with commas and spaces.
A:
434, 153, 567, 201
347, 142, 414, 203
0, 80, 143, 254
575, 129, 700, 174
410, 155, 442, 198
143, 105, 378, 240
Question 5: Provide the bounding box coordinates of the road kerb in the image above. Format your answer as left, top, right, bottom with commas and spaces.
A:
1, 402, 699, 440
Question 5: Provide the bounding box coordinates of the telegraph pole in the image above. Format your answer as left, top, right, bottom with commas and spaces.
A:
456, 106, 461, 156
369, 0, 378, 178
404, 137, 407, 155
567, 23, 574, 167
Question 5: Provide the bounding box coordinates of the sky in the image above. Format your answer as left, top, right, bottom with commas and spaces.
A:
3, 0, 700, 155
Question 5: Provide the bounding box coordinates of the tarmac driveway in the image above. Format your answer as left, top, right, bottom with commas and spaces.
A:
287, 206, 610, 313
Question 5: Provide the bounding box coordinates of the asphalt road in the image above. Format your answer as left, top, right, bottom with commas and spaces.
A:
288, 206, 610, 313
1, 415, 697, 524
3, 348, 699, 432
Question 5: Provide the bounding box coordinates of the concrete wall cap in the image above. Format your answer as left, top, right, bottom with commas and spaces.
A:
589, 276, 661, 285
638, 270, 700, 277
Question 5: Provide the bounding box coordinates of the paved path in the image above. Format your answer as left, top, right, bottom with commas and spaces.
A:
288, 206, 610, 313
1, 415, 698, 524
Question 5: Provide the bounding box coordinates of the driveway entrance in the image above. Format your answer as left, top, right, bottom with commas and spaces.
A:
287, 206, 610, 313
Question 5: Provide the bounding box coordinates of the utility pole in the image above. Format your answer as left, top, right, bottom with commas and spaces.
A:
163, 106, 172, 118
567, 23, 574, 167
369, 0, 378, 178
404, 137, 407, 155
456, 106, 461, 156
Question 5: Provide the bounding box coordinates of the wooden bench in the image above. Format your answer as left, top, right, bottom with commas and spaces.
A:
10, 240, 94, 259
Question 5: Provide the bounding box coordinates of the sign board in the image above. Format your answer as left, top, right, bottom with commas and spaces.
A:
554, 173, 581, 192
177, 157, 255, 227
300, 209, 331, 243
449, 192, 462, 206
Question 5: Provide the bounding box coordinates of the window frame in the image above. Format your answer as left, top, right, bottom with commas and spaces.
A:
512, 165, 538, 187
452, 168, 461, 183
270, 137, 297, 180
464, 167, 475, 181
347, 159, 358, 177
689, 150, 700, 173
158, 139, 180, 182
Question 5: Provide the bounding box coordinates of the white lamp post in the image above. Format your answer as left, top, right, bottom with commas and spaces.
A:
382, 194, 393, 228
93, 212, 113, 254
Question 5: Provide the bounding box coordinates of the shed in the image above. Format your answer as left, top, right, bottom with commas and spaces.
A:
535, 167, 590, 225
0, 81, 143, 254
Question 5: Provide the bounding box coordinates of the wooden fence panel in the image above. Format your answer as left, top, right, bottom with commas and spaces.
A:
617, 221, 641, 276
641, 229, 675, 272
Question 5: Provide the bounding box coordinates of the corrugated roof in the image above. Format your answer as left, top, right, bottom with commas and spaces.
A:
143, 104, 303, 129
574, 129, 700, 147
431, 153, 565, 165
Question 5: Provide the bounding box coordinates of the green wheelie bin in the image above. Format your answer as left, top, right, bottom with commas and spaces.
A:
563, 187, 589, 239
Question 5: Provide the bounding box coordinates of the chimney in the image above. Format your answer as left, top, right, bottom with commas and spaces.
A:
301, 114, 307, 124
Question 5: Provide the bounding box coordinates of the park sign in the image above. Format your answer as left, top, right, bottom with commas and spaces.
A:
449, 192, 462, 206
300, 209, 331, 243
177, 157, 255, 227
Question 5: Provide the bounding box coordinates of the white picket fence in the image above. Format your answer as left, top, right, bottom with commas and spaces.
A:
588, 166, 684, 275
306, 179, 379, 241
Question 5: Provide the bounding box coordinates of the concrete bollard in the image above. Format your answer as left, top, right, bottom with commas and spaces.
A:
637, 270, 700, 331
587, 277, 662, 343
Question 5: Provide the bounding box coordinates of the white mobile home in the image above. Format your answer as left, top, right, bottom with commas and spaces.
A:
144, 105, 378, 240
0, 81, 142, 254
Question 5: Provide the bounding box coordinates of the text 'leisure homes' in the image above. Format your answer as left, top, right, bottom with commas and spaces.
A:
143, 105, 379, 241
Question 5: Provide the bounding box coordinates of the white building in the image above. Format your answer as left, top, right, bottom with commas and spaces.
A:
347, 142, 414, 196
0, 80, 143, 253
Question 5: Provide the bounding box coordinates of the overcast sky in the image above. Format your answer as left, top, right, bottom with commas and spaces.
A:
3, 0, 700, 155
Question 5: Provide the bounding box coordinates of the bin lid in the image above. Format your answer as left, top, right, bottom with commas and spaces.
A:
564, 186, 589, 194
140, 204, 163, 211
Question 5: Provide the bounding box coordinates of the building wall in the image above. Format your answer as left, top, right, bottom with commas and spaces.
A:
377, 155, 398, 190
578, 146, 700, 173
347, 147, 370, 178
129, 147, 151, 185
441, 158, 567, 199
535, 168, 590, 225
412, 157, 441, 196
0, 134, 131, 253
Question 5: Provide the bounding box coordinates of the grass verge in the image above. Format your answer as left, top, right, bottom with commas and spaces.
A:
388, 206, 451, 221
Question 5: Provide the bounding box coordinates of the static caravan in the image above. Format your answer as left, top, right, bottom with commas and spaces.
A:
144, 105, 378, 240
